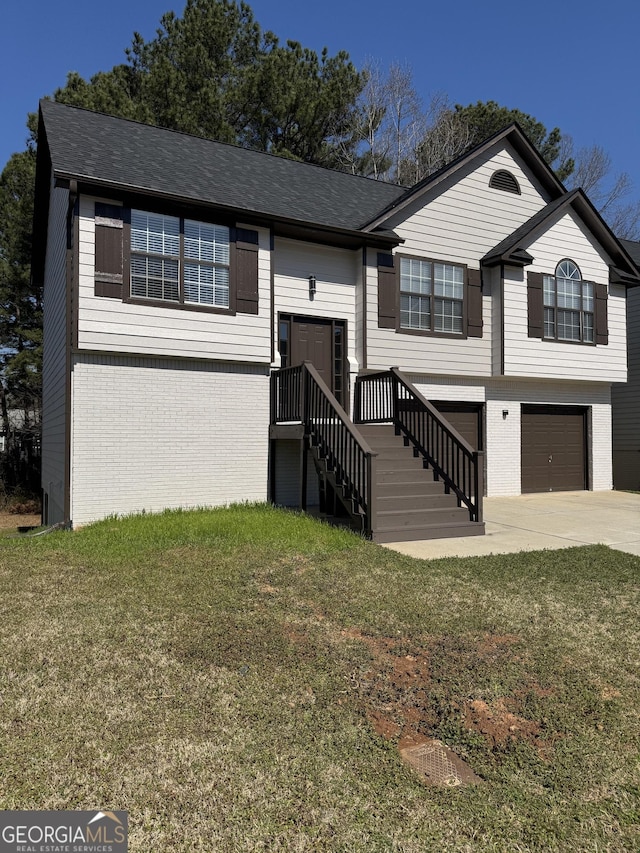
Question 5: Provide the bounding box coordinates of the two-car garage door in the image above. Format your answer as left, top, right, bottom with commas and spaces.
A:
521, 405, 587, 493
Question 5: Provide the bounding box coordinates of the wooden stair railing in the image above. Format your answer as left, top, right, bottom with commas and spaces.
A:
354, 368, 484, 524
270, 362, 378, 536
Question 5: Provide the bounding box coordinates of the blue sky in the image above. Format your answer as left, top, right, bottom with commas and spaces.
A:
2, 0, 639, 205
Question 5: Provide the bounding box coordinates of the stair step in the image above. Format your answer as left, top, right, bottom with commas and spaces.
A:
377, 468, 435, 485
357, 423, 396, 434
378, 493, 459, 511
376, 506, 469, 530
358, 428, 405, 445
376, 452, 425, 471
373, 447, 418, 460
365, 435, 409, 448
377, 479, 446, 497
372, 521, 486, 543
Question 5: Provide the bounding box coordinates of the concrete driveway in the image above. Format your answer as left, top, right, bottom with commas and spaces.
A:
384, 490, 640, 560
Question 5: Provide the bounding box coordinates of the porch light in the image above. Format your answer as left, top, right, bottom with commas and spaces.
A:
308, 274, 317, 297
503, 409, 509, 419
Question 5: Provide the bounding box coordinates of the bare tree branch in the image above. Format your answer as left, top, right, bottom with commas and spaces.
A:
564, 135, 639, 237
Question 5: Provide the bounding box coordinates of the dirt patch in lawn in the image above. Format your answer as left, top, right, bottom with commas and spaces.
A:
340, 629, 554, 764
464, 698, 541, 747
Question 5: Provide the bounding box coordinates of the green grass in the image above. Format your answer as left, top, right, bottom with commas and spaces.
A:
1, 504, 638, 851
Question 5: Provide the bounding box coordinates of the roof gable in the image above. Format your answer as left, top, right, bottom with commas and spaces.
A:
362, 123, 567, 232
483, 189, 640, 285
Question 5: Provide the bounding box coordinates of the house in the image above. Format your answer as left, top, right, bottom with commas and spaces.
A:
612, 239, 640, 490
32, 100, 640, 540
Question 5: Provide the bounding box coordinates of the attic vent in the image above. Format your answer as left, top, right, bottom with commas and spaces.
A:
489, 170, 521, 195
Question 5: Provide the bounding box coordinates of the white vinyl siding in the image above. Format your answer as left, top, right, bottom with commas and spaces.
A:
273, 237, 361, 381
486, 266, 503, 376
70, 354, 270, 526
77, 197, 271, 362
41, 183, 70, 524
503, 212, 626, 382
382, 146, 551, 266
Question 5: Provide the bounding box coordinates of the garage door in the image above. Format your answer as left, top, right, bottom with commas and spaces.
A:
433, 402, 483, 451
521, 405, 587, 493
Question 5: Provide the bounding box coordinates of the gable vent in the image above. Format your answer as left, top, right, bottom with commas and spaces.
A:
489, 170, 521, 195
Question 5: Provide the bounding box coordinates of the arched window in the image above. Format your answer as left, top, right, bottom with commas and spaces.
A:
556, 259, 581, 282
489, 170, 521, 195
543, 259, 594, 342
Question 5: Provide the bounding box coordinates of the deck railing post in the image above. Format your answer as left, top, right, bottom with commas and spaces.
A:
300, 435, 308, 511
270, 369, 278, 424
366, 451, 379, 539
390, 367, 399, 430
353, 376, 361, 423
302, 362, 310, 432
475, 451, 484, 523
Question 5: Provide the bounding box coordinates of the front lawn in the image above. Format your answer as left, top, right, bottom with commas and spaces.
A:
0, 505, 638, 851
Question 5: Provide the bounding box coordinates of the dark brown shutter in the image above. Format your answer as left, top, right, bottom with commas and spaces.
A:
94, 203, 123, 298
234, 227, 259, 315
377, 252, 397, 329
527, 271, 544, 338
466, 267, 483, 338
595, 282, 608, 345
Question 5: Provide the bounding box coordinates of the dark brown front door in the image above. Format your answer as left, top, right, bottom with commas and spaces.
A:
290, 319, 334, 389
280, 315, 347, 406
521, 405, 587, 493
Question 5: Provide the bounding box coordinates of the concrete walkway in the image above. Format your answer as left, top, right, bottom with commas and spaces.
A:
383, 490, 640, 560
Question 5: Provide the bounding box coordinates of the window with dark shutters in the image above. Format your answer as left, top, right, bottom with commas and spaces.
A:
384, 253, 482, 338
94, 203, 124, 298
527, 271, 544, 338
93, 203, 259, 315
377, 252, 397, 328
234, 228, 259, 315
467, 267, 483, 338
527, 262, 608, 345
595, 283, 608, 344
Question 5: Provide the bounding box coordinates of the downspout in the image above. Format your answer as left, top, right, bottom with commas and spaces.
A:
500, 262, 505, 376
361, 246, 368, 370
269, 229, 275, 364
64, 179, 78, 527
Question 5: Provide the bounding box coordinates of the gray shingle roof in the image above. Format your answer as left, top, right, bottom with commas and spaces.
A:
621, 239, 640, 267
39, 100, 406, 233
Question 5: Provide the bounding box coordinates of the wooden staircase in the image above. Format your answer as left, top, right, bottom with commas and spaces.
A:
270, 363, 485, 543
357, 424, 485, 542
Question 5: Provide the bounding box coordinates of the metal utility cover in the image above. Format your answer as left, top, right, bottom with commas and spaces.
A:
400, 740, 482, 786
